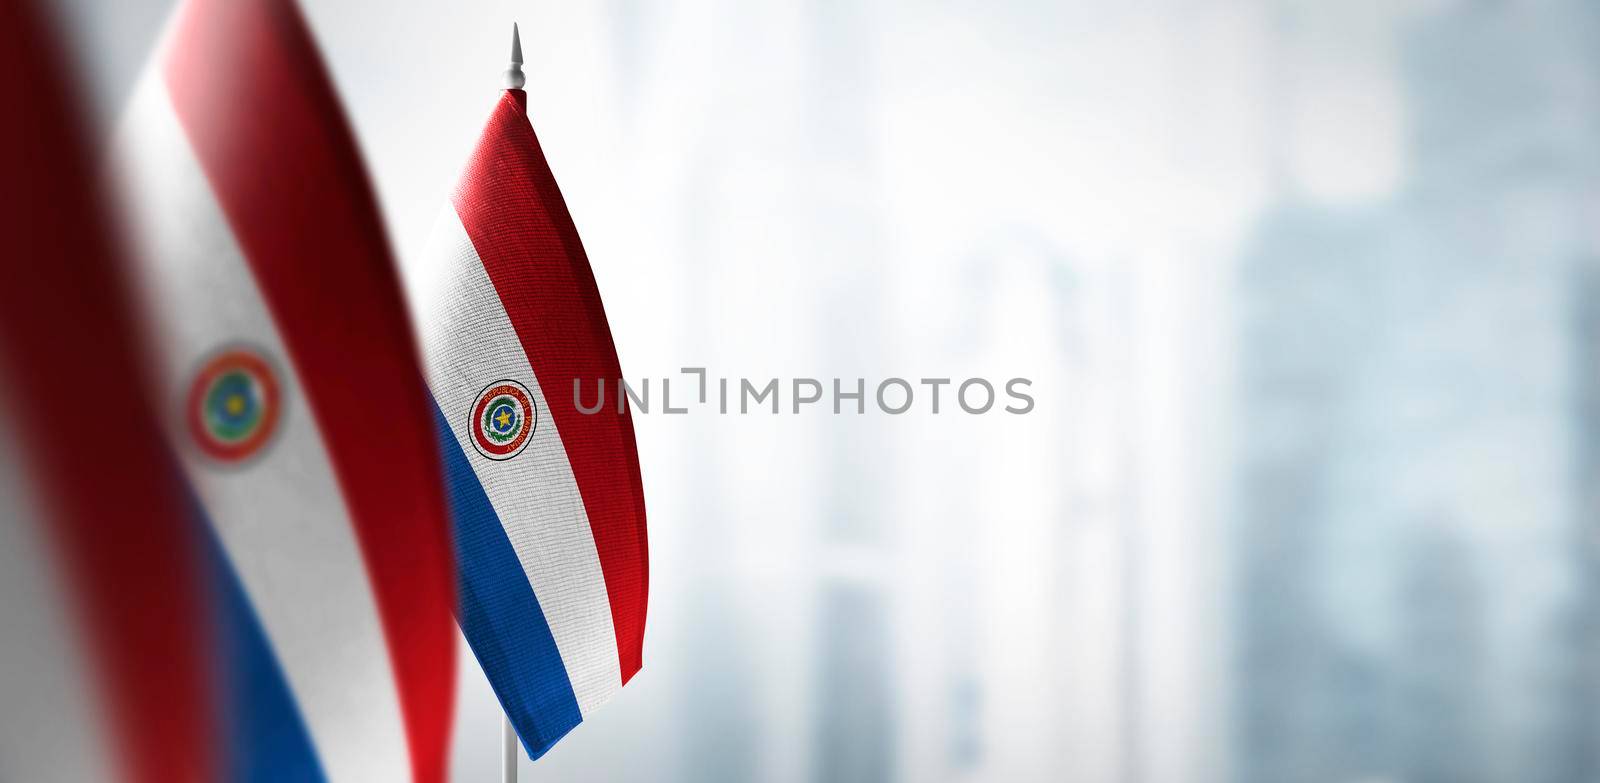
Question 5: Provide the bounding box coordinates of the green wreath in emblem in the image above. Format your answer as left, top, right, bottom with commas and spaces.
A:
481, 395, 524, 444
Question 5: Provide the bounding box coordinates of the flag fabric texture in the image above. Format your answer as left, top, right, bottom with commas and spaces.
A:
112, 1, 456, 781
415, 87, 649, 759
0, 3, 216, 781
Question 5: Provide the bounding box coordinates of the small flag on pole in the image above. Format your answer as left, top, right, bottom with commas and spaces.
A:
112, 1, 457, 781
415, 24, 650, 761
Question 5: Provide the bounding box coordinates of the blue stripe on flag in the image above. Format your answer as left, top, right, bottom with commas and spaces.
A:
432, 400, 584, 758
199, 510, 327, 782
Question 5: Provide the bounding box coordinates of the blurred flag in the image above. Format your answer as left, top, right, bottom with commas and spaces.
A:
111, 1, 456, 781
413, 27, 649, 760
0, 3, 216, 782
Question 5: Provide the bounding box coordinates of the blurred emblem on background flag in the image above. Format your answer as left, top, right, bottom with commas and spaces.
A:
111, 0, 457, 781
187, 347, 283, 464
413, 24, 650, 761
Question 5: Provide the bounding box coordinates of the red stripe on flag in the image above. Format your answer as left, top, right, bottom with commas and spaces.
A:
452, 90, 649, 683
0, 3, 216, 781
161, 1, 455, 779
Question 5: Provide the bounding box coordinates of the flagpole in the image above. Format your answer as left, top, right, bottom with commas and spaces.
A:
502, 713, 519, 783
499, 22, 526, 783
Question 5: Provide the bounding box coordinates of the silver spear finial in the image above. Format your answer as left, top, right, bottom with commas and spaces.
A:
504, 23, 525, 90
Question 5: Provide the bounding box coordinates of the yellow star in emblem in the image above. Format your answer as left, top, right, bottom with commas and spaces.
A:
226, 394, 246, 415
496, 409, 513, 428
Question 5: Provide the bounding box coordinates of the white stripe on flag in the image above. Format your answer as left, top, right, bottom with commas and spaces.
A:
414, 207, 622, 717
115, 74, 411, 783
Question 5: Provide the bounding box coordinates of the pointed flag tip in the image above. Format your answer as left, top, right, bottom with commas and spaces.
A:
504, 23, 526, 90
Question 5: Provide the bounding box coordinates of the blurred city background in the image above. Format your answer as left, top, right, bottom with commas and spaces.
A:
51, 0, 1600, 780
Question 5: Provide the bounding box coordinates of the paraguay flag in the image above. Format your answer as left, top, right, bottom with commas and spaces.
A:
112, 1, 457, 781
413, 28, 649, 760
